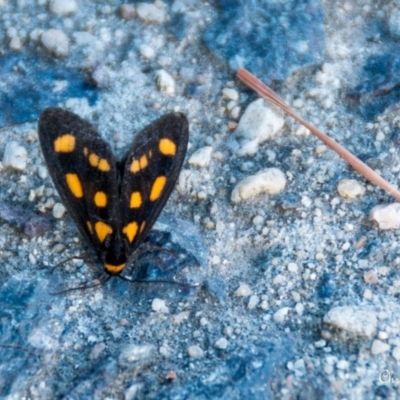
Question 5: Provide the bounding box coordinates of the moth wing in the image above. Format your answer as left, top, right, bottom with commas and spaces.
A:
119, 112, 189, 250
38, 108, 119, 249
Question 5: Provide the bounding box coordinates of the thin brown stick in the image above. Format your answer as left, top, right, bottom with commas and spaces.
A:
237, 67, 400, 202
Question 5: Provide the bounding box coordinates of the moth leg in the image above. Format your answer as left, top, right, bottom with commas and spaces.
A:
50, 273, 111, 295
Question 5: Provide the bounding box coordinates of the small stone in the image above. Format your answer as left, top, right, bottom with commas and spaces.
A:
252, 215, 264, 226
273, 307, 290, 323
231, 168, 286, 202
222, 88, 239, 101
188, 345, 204, 359
125, 384, 143, 400
28, 329, 59, 351
392, 346, 400, 361
136, 2, 165, 24
9, 36, 22, 51
89, 343, 106, 360
139, 44, 155, 60
272, 274, 286, 285
214, 337, 228, 350
288, 263, 299, 273
337, 179, 366, 199
49, 0, 78, 15
151, 298, 169, 313
324, 306, 377, 338
2, 141, 28, 170
119, 344, 155, 367
155, 70, 175, 95
235, 99, 284, 156
336, 360, 349, 370
371, 340, 390, 355
363, 289, 373, 300
375, 131, 385, 141
188, 146, 213, 168
52, 203, 66, 219
172, 311, 190, 324
364, 270, 379, 284
119, 4, 136, 20
314, 339, 326, 348
370, 203, 400, 230
41, 29, 69, 58
234, 283, 252, 297
38, 166, 48, 179
247, 295, 259, 310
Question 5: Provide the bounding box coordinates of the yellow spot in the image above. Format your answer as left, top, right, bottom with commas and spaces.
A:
89, 153, 99, 167
150, 176, 166, 201
98, 159, 111, 172
159, 138, 176, 156
87, 221, 93, 234
94, 191, 107, 207
54, 134, 76, 153
130, 192, 142, 208
140, 221, 146, 233
105, 263, 126, 273
65, 173, 83, 198
83, 147, 88, 156
123, 222, 138, 243
95, 221, 113, 243
130, 159, 140, 173
140, 155, 148, 170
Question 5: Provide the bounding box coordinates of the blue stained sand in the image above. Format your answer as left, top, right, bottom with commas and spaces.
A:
0, 53, 97, 128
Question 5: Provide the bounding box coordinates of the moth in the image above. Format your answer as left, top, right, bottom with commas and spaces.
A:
38, 108, 189, 282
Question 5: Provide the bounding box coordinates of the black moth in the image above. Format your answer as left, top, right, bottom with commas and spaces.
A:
38, 108, 189, 281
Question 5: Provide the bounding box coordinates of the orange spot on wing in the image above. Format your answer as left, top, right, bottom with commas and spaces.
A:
159, 138, 176, 156
94, 191, 107, 207
65, 173, 83, 198
140, 155, 148, 169
130, 192, 142, 208
123, 222, 138, 243
89, 153, 99, 167
150, 176, 167, 201
95, 221, 113, 243
54, 134, 76, 153
130, 159, 140, 173
98, 159, 111, 171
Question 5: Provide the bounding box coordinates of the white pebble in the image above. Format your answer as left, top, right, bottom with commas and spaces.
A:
247, 295, 259, 310
375, 131, 385, 141
222, 88, 239, 101
273, 307, 290, 323
337, 179, 366, 199
324, 306, 377, 338
41, 29, 69, 58
370, 203, 400, 230
172, 311, 190, 324
392, 346, 400, 361
231, 168, 286, 202
272, 274, 286, 285
371, 340, 390, 355
252, 215, 264, 226
188, 345, 204, 359
288, 263, 298, 273
9, 36, 22, 51
2, 141, 28, 170
139, 44, 155, 60
234, 283, 252, 297
235, 99, 284, 156
214, 337, 228, 350
336, 360, 349, 370
188, 146, 213, 168
136, 2, 165, 24
49, 0, 78, 15
155, 70, 175, 95
52, 203, 66, 219
151, 298, 169, 313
